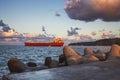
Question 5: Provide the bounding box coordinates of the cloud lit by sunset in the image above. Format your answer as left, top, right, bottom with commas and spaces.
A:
65, 0, 120, 21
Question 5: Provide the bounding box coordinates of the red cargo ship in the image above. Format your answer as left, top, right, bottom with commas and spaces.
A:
25, 38, 64, 47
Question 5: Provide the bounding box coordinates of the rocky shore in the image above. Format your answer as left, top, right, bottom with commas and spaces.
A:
2, 44, 120, 80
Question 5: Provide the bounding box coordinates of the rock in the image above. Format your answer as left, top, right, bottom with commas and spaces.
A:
44, 57, 59, 68
59, 54, 65, 64
63, 46, 83, 65
27, 65, 48, 71
44, 57, 52, 66
3, 59, 120, 80
27, 62, 37, 67
48, 60, 59, 68
93, 50, 106, 61
2, 75, 11, 80
76, 51, 82, 56
83, 55, 99, 63
84, 48, 105, 61
7, 57, 26, 73
109, 44, 120, 57
84, 48, 94, 56
83, 48, 99, 63
93, 53, 106, 61
104, 51, 110, 60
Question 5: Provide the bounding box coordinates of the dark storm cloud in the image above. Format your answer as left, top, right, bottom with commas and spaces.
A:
64, 0, 120, 22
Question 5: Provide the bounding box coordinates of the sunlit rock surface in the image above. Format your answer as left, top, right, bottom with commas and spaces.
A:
93, 52, 106, 61
63, 46, 83, 65
3, 59, 120, 80
109, 44, 120, 57
84, 48, 94, 55
83, 55, 99, 63
83, 48, 99, 63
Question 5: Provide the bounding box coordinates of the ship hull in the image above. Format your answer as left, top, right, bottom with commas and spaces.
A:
25, 42, 64, 47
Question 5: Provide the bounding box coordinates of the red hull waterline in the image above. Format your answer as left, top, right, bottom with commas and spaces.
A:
25, 42, 64, 47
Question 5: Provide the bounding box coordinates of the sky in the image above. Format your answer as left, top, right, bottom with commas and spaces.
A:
0, 0, 120, 45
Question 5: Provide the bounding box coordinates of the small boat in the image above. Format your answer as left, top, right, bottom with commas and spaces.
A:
25, 38, 64, 47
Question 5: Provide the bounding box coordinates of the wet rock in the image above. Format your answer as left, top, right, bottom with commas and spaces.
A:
109, 44, 120, 57
63, 46, 83, 65
44, 57, 59, 68
27, 65, 48, 71
2, 75, 11, 80
84, 48, 94, 56
27, 62, 37, 67
104, 51, 110, 60
48, 60, 59, 68
7, 57, 26, 73
59, 54, 65, 64
44, 57, 52, 67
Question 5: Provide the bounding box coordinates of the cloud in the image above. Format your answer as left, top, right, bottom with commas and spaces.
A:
0, 20, 26, 43
0, 20, 58, 44
91, 31, 97, 36
55, 12, 61, 16
0, 20, 6, 26
64, 0, 120, 22
102, 32, 109, 38
80, 34, 94, 41
0, 20, 20, 38
23, 33, 39, 38
102, 32, 116, 39
1, 30, 17, 37
67, 27, 80, 36
0, 20, 12, 32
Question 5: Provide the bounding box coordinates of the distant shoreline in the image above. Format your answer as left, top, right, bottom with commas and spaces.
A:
69, 38, 120, 46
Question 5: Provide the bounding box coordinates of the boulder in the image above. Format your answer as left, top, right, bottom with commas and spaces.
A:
44, 57, 52, 67
2, 75, 10, 80
84, 48, 94, 56
27, 62, 37, 67
44, 57, 59, 68
83, 55, 99, 63
109, 44, 120, 57
7, 57, 26, 73
63, 46, 83, 65
76, 51, 82, 56
59, 54, 65, 64
93, 50, 106, 61
93, 53, 106, 61
48, 60, 59, 68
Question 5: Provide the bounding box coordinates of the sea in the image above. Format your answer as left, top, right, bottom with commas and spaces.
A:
0, 45, 111, 79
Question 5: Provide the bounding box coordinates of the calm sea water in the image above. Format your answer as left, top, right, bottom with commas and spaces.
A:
0, 45, 111, 79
